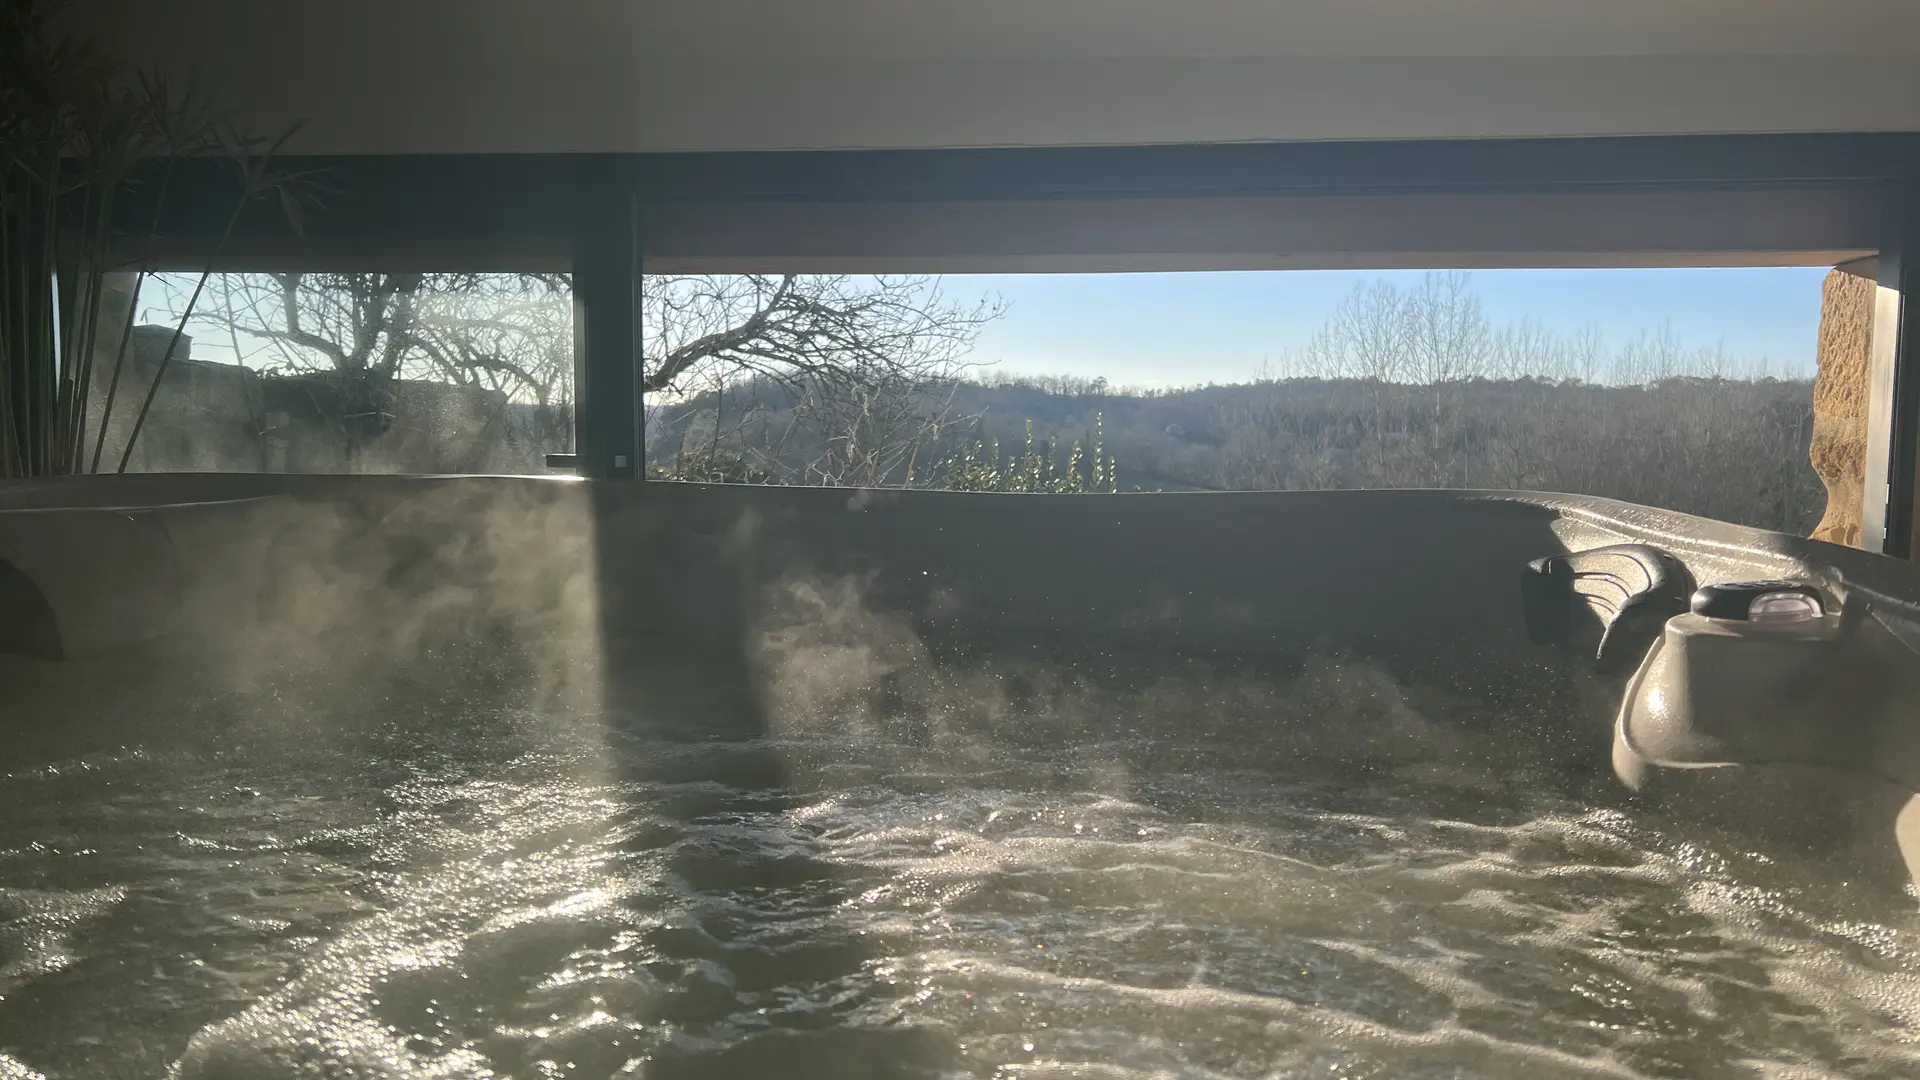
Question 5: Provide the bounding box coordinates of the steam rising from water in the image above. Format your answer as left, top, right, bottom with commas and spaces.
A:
210, 482, 607, 719
4, 504, 1919, 1078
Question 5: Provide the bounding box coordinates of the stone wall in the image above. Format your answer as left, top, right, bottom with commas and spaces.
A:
1810, 263, 1877, 547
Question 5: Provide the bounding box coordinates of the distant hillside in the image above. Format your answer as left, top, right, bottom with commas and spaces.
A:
647, 373, 1823, 535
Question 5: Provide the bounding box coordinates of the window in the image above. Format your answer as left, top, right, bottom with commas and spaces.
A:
85, 271, 574, 475
640, 268, 1830, 535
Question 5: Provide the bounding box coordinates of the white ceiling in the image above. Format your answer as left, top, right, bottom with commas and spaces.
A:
621, 0, 1920, 58
65, 0, 1920, 153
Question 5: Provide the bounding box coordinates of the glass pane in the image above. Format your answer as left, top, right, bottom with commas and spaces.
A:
85, 271, 574, 475
642, 274, 1003, 487
643, 269, 1831, 536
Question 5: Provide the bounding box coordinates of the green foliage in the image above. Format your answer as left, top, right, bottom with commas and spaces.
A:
943, 414, 1117, 493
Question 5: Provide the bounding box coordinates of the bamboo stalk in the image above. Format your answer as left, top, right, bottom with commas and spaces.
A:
65, 184, 119, 471
32, 152, 60, 476
117, 198, 246, 473
0, 169, 18, 478
89, 269, 145, 472
118, 126, 305, 474
93, 158, 173, 473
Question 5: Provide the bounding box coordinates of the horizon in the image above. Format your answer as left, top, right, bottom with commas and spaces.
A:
145, 265, 1830, 392
947, 266, 1827, 389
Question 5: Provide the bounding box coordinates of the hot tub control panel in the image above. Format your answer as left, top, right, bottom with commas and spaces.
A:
1689, 580, 1827, 624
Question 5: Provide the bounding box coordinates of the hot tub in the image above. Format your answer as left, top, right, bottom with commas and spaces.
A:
2, 475, 1917, 1077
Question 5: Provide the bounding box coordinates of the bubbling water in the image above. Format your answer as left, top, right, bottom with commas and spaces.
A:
0, 651, 1916, 1079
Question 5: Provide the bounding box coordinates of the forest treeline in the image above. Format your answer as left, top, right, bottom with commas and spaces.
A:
647, 272, 1825, 534
141, 267, 1822, 534
647, 371, 1822, 534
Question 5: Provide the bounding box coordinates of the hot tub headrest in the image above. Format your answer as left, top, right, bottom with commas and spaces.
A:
1522, 543, 1696, 675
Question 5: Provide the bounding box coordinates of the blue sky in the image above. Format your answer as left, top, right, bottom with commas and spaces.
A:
945, 267, 1829, 388
149, 266, 1831, 388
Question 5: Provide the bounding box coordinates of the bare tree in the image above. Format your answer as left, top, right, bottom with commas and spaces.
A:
643, 275, 1002, 393
161, 271, 1002, 476
198, 273, 569, 389
162, 271, 573, 469
1217, 391, 1346, 490
643, 275, 1003, 484
650, 370, 982, 489
1190, 272, 1824, 531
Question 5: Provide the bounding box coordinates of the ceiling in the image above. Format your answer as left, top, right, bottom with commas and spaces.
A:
64, 0, 1920, 153
542, 0, 1920, 59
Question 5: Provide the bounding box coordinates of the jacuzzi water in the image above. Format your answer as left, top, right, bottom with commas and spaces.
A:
3, 649, 1919, 1080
